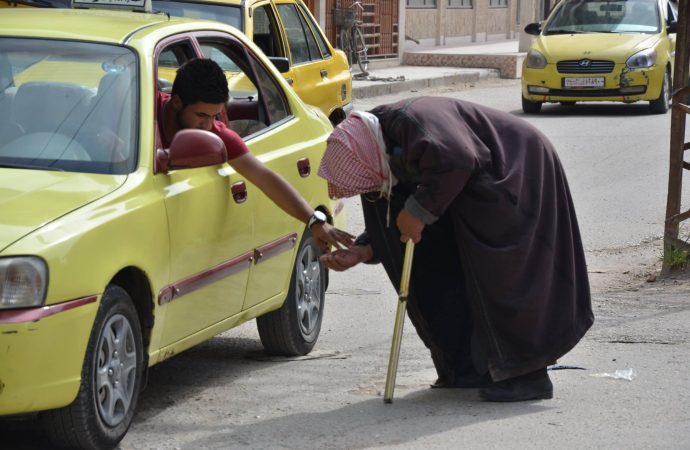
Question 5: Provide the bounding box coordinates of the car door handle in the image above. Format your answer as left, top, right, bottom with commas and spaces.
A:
231, 181, 247, 203
320, 69, 328, 78
297, 157, 311, 177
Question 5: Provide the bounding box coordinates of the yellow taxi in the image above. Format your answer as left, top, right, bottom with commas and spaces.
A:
0, 3, 343, 448
521, 0, 678, 114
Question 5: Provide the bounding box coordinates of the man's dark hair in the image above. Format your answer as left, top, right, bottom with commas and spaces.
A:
172, 58, 229, 106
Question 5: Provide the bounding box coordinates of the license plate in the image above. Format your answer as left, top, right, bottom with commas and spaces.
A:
563, 77, 605, 88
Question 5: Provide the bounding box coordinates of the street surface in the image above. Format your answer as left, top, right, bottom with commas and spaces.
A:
5, 79, 690, 449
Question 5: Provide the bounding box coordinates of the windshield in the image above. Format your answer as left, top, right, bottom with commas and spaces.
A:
152, 0, 243, 30
544, 0, 661, 34
0, 39, 138, 174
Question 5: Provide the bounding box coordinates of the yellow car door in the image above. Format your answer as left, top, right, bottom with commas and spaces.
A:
153, 38, 253, 348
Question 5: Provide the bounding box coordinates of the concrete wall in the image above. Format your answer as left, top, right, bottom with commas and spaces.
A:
405, 0, 519, 45
444, 8, 474, 37
406, 9, 438, 39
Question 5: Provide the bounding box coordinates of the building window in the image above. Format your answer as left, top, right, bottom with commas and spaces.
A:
489, 0, 507, 6
407, 0, 437, 7
448, 0, 472, 7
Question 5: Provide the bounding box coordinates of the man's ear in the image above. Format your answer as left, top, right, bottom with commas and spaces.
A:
170, 94, 184, 111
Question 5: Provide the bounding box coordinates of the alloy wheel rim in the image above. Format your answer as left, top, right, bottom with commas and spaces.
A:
295, 243, 322, 338
95, 314, 137, 427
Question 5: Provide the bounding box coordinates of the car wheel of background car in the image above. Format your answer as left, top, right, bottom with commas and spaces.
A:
522, 96, 542, 114
649, 70, 671, 114
41, 285, 143, 450
256, 229, 325, 356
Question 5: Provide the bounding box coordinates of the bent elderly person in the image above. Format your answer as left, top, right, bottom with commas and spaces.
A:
318, 97, 593, 402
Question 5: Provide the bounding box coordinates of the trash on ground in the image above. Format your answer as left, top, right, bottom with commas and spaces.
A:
590, 368, 637, 381
547, 364, 587, 371
245, 349, 350, 362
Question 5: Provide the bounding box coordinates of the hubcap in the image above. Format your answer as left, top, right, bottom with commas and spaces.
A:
96, 314, 137, 427
295, 243, 322, 338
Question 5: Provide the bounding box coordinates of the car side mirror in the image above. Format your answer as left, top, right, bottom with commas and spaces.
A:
667, 21, 677, 34
269, 57, 290, 73
155, 129, 227, 174
524, 22, 542, 36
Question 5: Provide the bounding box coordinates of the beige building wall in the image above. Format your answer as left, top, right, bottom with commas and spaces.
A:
406, 9, 438, 39
405, 0, 519, 48
444, 8, 475, 37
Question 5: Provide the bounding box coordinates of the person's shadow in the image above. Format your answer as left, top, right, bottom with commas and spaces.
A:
177, 388, 549, 450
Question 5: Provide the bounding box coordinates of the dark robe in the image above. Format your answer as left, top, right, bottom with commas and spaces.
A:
362, 97, 593, 382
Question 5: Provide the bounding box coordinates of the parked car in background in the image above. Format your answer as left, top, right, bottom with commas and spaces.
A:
0, 0, 353, 125
521, 0, 678, 114
0, 3, 342, 448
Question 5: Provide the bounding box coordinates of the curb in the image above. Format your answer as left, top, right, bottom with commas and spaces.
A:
352, 69, 500, 99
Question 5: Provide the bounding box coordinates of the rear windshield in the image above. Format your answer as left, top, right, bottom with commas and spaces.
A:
0, 38, 138, 174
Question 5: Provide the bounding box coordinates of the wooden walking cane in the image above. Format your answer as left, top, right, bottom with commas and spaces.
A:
383, 239, 415, 403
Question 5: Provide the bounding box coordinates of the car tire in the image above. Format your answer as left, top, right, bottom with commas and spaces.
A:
649, 70, 671, 114
41, 285, 143, 450
522, 96, 542, 114
256, 229, 325, 356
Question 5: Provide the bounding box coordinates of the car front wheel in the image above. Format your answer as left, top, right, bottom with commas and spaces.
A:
257, 229, 325, 356
41, 285, 143, 450
649, 70, 671, 114
522, 96, 542, 114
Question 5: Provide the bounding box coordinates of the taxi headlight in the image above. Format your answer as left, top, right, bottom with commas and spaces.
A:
0, 257, 48, 309
526, 49, 547, 69
626, 48, 657, 69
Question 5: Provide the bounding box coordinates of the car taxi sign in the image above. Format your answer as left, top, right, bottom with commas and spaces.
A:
71, 0, 152, 12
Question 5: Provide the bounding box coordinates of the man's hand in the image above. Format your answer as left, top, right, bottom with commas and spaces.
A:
319, 245, 373, 271
396, 208, 424, 243
311, 222, 355, 253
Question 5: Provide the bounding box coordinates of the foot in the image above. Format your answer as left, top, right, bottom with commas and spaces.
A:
479, 368, 553, 402
430, 372, 493, 389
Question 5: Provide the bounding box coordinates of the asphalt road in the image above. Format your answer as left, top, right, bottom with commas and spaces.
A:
5, 80, 690, 450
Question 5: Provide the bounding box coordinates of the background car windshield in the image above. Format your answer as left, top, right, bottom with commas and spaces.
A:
152, 0, 242, 30
0, 38, 137, 174
545, 0, 660, 34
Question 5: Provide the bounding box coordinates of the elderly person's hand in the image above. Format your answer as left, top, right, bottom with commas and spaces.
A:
397, 208, 425, 243
319, 245, 373, 271
311, 222, 355, 253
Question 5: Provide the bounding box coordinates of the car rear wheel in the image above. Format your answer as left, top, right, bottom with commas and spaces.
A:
41, 285, 143, 450
257, 229, 325, 356
649, 70, 671, 114
522, 96, 542, 114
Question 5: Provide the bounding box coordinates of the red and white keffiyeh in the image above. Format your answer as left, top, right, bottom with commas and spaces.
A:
318, 111, 394, 200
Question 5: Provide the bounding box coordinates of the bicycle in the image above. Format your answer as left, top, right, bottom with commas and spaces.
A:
334, 0, 369, 74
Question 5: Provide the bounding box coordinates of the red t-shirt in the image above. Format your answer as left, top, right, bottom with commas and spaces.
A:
157, 92, 249, 160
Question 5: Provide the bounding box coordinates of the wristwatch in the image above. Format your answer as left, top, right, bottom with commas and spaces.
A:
307, 210, 328, 229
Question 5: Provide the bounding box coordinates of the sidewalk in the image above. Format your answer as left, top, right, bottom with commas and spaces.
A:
351, 39, 524, 99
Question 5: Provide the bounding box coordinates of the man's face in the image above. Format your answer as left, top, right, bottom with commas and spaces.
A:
173, 96, 225, 131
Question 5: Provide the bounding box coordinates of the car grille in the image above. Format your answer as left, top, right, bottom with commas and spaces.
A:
557, 60, 615, 74
542, 87, 647, 97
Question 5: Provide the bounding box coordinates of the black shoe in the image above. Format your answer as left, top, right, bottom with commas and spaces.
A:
479, 369, 553, 402
430, 372, 493, 389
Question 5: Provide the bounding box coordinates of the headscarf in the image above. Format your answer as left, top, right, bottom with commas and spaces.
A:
318, 111, 394, 200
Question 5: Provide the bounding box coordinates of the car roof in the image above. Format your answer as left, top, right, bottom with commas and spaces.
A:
0, 8, 229, 44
